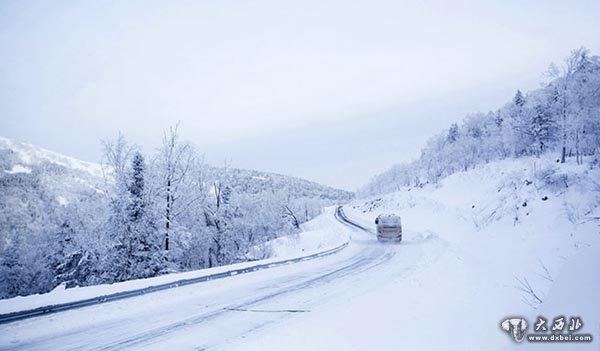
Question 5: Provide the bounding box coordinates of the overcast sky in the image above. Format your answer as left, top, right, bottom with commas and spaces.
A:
1, 0, 599, 190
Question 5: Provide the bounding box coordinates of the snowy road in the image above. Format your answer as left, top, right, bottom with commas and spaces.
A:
0, 207, 437, 351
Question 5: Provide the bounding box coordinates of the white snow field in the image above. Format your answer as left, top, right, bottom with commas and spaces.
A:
1, 156, 598, 350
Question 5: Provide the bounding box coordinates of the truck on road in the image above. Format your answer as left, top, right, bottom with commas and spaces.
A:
375, 214, 402, 242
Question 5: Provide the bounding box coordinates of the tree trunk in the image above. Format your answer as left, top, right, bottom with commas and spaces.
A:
165, 177, 171, 251
561, 84, 568, 164
284, 205, 300, 229
208, 247, 214, 268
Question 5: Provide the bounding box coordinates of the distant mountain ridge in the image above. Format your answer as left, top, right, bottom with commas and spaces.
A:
0, 137, 107, 208
213, 166, 353, 201
0, 137, 352, 205
0, 137, 104, 177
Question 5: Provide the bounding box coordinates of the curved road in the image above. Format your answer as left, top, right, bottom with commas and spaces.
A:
0, 207, 422, 351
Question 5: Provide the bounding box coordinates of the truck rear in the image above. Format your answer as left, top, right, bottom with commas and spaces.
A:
375, 214, 402, 242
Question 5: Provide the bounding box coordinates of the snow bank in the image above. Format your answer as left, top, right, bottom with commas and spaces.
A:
245, 207, 349, 260
267, 208, 348, 258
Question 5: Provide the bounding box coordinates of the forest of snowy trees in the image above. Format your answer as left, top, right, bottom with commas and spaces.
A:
0, 129, 352, 299
360, 48, 600, 196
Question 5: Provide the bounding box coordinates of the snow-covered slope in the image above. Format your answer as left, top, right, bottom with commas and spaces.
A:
0, 138, 108, 256
0, 137, 104, 177
211, 167, 354, 202
337, 155, 600, 350
0, 137, 106, 203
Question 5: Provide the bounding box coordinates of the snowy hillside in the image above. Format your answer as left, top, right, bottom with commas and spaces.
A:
211, 167, 353, 202
0, 137, 106, 203
0, 137, 104, 177
339, 156, 600, 349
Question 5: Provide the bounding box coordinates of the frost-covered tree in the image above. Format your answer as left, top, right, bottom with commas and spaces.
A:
530, 104, 557, 157
154, 124, 197, 252
507, 90, 534, 156
102, 135, 134, 282
513, 90, 525, 107
125, 153, 164, 279
447, 123, 459, 143
102, 142, 164, 281
49, 220, 74, 285
0, 234, 27, 298
546, 48, 600, 163
0, 169, 56, 297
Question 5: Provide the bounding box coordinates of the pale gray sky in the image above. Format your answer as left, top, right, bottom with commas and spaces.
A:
1, 0, 599, 190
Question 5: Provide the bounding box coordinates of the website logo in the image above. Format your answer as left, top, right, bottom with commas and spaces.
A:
501, 318, 528, 342
500, 316, 593, 343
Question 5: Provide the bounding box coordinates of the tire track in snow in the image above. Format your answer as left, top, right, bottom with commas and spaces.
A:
91, 247, 395, 351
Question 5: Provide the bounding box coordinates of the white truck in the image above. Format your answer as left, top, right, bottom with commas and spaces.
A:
375, 214, 402, 242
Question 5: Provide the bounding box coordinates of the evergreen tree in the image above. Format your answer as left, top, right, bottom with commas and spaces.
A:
513, 90, 525, 107
50, 220, 73, 286
494, 110, 504, 128
530, 104, 557, 156
509, 90, 533, 156
126, 152, 164, 279
104, 151, 164, 281
0, 235, 25, 298
128, 153, 146, 222
447, 123, 459, 143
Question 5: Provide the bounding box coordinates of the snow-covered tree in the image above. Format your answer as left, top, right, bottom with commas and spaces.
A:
125, 153, 164, 279
153, 124, 197, 252
530, 104, 557, 157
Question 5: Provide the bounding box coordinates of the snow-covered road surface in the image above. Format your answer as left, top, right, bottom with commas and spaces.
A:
0, 207, 440, 350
